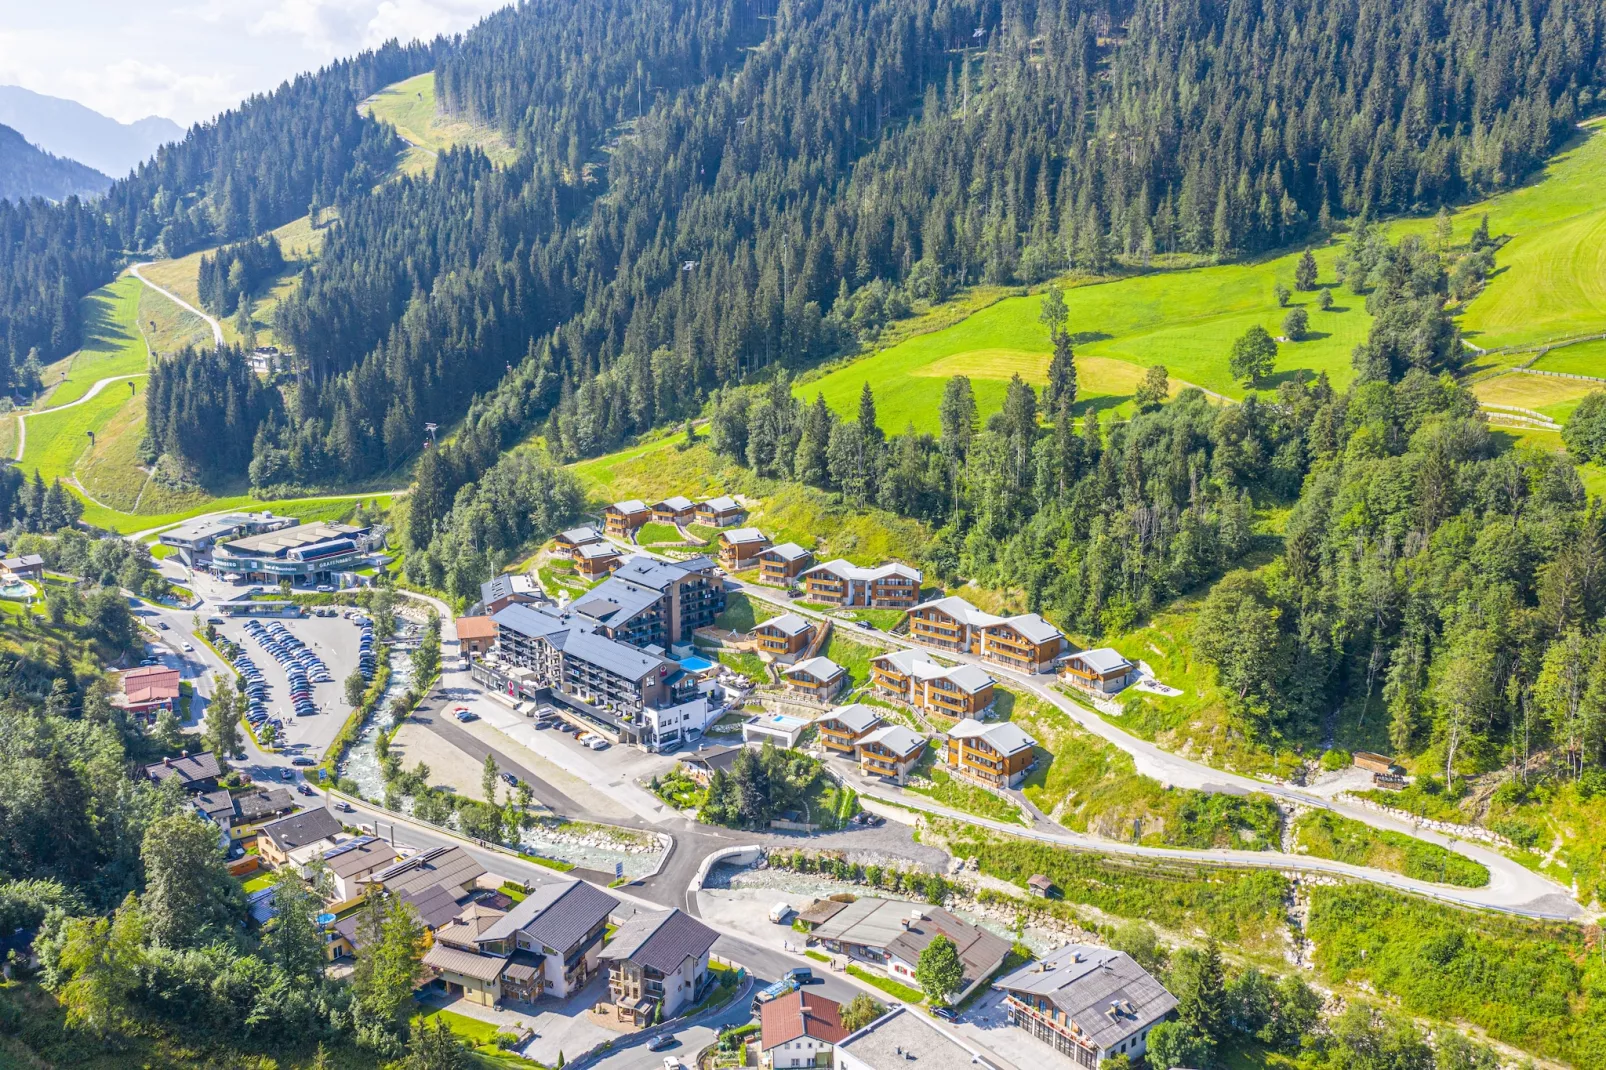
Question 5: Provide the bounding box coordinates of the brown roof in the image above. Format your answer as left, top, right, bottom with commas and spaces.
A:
762, 991, 849, 1050
122, 665, 181, 704
797, 899, 849, 926
369, 845, 487, 897
455, 616, 498, 641
143, 752, 221, 786
423, 942, 507, 983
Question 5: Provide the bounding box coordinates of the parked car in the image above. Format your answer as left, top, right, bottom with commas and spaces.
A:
584, 736, 609, 750
930, 1007, 959, 1022
769, 902, 794, 924
291, 757, 316, 767
454, 709, 477, 723
663, 1058, 681, 1070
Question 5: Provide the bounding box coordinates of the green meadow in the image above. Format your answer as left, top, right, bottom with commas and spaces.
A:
40, 274, 152, 408
799, 119, 1606, 435
361, 71, 517, 176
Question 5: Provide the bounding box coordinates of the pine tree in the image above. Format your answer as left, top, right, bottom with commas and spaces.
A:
1294, 249, 1318, 290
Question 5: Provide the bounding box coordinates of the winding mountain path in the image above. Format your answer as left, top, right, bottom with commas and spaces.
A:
130, 261, 224, 347
12, 373, 145, 462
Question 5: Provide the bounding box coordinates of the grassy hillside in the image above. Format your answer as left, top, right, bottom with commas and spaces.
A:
359, 71, 517, 176
801, 119, 1606, 435
38, 274, 151, 408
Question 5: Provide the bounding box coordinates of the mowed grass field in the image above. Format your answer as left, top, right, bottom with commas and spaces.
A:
799, 241, 1363, 433
801, 120, 1606, 434
1472, 372, 1601, 423
38, 274, 152, 407
360, 71, 517, 176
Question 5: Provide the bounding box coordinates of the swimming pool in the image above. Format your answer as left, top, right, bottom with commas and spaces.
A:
678, 655, 715, 672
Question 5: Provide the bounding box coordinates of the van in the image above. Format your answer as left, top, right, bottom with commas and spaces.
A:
768, 902, 794, 924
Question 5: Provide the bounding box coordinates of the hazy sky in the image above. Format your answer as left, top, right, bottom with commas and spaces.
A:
0, 0, 511, 126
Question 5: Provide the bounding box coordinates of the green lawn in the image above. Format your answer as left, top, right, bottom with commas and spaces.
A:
240, 871, 275, 894
411, 1005, 525, 1068
847, 963, 924, 1003
40, 274, 151, 408
1530, 339, 1606, 378
823, 631, 885, 691
19, 374, 145, 480
637, 520, 684, 544
904, 753, 1025, 825
1292, 810, 1489, 887
713, 591, 777, 632
1472, 371, 1599, 423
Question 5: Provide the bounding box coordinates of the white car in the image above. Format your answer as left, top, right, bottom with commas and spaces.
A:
181, 641, 194, 652
664, 1058, 681, 1070
584, 736, 609, 751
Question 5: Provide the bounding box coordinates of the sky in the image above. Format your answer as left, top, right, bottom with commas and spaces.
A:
0, 0, 511, 126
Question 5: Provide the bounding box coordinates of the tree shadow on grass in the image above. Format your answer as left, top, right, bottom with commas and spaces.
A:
1072, 393, 1133, 416
75, 288, 132, 354
1261, 368, 1319, 390
1067, 331, 1113, 346
1289, 330, 1333, 343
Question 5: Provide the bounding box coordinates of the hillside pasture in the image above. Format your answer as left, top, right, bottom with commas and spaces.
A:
1529, 338, 1606, 379
361, 72, 517, 175
40, 275, 151, 408
1472, 372, 1600, 424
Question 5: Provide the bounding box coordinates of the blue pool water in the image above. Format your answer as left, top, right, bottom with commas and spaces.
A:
678, 655, 715, 672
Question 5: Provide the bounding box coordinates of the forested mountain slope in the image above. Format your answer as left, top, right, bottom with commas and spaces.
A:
0, 124, 112, 204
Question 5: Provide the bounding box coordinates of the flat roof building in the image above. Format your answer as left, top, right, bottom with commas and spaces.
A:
159, 512, 296, 567
212, 521, 374, 586
837, 1008, 1001, 1070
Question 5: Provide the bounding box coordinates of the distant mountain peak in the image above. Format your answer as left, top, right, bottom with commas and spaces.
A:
0, 122, 113, 203
0, 85, 183, 178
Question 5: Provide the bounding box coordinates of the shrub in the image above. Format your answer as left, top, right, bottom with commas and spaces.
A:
1320, 748, 1352, 772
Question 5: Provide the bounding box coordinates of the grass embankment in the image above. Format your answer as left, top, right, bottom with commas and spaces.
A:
1291, 810, 1489, 888
1307, 884, 1606, 1067
637, 520, 684, 545
1530, 337, 1606, 377
361, 71, 518, 177
569, 428, 930, 566
1004, 688, 1283, 850
411, 1005, 527, 1068
319, 648, 392, 780
1472, 370, 1598, 423
904, 750, 1026, 825
847, 964, 924, 1003
712, 591, 777, 632
822, 630, 885, 692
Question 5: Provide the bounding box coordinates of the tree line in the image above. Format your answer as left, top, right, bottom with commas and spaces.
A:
196, 233, 284, 318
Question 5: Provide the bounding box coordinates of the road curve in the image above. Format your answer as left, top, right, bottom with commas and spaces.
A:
130, 262, 224, 347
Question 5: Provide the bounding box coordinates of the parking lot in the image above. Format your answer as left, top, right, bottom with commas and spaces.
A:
215, 612, 373, 760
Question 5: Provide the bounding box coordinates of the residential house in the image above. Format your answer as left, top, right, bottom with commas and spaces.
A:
456, 616, 498, 659
760, 543, 815, 586
473, 880, 618, 1000
651, 497, 698, 524
798, 560, 922, 609
316, 836, 402, 901
783, 656, 845, 701
761, 991, 849, 1069
752, 612, 814, 658
870, 650, 995, 718
192, 786, 296, 839
554, 526, 605, 558
0, 554, 44, 581
695, 496, 746, 528
329, 884, 462, 960
599, 907, 719, 1024
117, 664, 182, 719
367, 845, 488, 899
422, 911, 511, 1007
905, 596, 1065, 674
576, 541, 625, 580
994, 943, 1179, 1068
142, 752, 221, 793
1061, 649, 1136, 695
480, 573, 542, 616
944, 719, 1036, 788
835, 1008, 998, 1070
680, 744, 746, 785
605, 500, 651, 538
256, 807, 345, 866
815, 704, 883, 755
639, 694, 723, 751
854, 726, 926, 785
811, 898, 1009, 1002
717, 527, 771, 571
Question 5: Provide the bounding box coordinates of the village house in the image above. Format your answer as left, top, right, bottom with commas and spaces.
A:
1061, 648, 1137, 695
815, 703, 883, 755
695, 495, 747, 528
366, 845, 488, 899
783, 656, 846, 701
192, 786, 296, 840
798, 560, 922, 609
810, 898, 1009, 1002
870, 649, 995, 718
835, 1007, 998, 1070
854, 725, 926, 784
328, 884, 463, 960
717, 527, 772, 571
744, 712, 811, 748
760, 990, 850, 1069
599, 907, 719, 1025
679, 744, 746, 785
480, 573, 542, 616
554, 526, 606, 557
0, 554, 44, 581
576, 541, 626, 580
117, 664, 182, 719
944, 719, 1036, 788
994, 943, 1178, 1068
905, 596, 1066, 674
651, 496, 698, 524
314, 836, 402, 901
760, 542, 815, 586
143, 752, 221, 793
455, 616, 498, 659
256, 807, 345, 866
605, 500, 651, 538
752, 612, 814, 658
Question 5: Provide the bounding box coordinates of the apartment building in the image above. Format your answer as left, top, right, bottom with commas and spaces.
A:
870, 649, 995, 718
752, 612, 814, 658
695, 495, 747, 528
798, 559, 922, 608
489, 603, 693, 717
604, 555, 726, 645
718, 527, 772, 571
854, 725, 926, 784
600, 908, 719, 1025
783, 656, 846, 701
650, 496, 697, 523
760, 543, 815, 586
905, 596, 1066, 674
944, 719, 1036, 788
995, 944, 1178, 1068
1061, 648, 1137, 694
605, 500, 650, 538
815, 703, 883, 754
554, 526, 605, 557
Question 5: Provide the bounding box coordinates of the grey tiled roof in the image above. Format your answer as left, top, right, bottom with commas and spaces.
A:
370, 845, 487, 897
999, 613, 1063, 644
994, 943, 1177, 1050
478, 879, 619, 951
260, 807, 343, 852
143, 751, 221, 785
599, 908, 717, 974
494, 603, 570, 639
